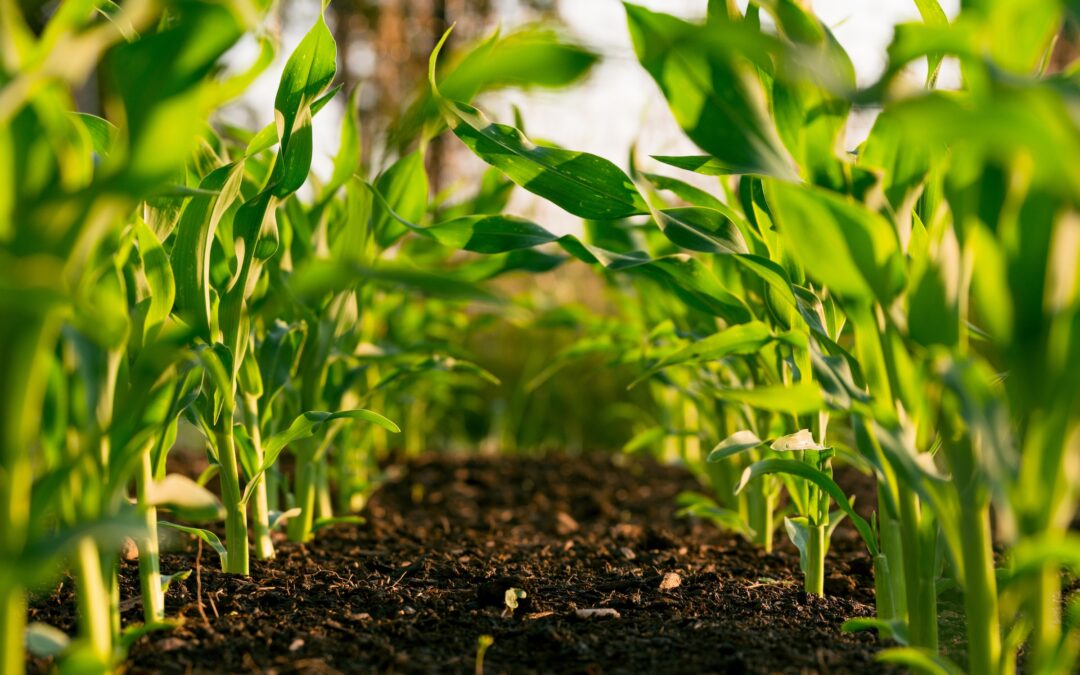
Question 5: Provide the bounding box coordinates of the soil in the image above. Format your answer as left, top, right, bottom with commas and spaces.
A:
28, 454, 897, 674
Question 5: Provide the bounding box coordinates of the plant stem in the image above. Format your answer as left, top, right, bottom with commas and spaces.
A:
75, 537, 113, 664
215, 408, 249, 575
287, 456, 317, 543
244, 396, 274, 561
899, 489, 938, 650
747, 485, 775, 552
135, 448, 164, 623
807, 522, 827, 596
877, 482, 908, 620
0, 578, 25, 675
958, 502, 1001, 675
1028, 562, 1061, 673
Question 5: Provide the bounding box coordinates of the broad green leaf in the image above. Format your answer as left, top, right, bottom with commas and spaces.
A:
640, 171, 726, 209
272, 8, 337, 196
147, 474, 224, 522
735, 458, 878, 554
784, 515, 815, 575
714, 381, 824, 415
424, 215, 558, 253
707, 430, 764, 463
25, 623, 70, 658
631, 321, 776, 387
771, 429, 827, 451
170, 164, 245, 343
373, 151, 430, 247
135, 218, 175, 340
438, 100, 648, 220
765, 180, 904, 303
391, 25, 599, 148
240, 409, 400, 505
911, 0, 949, 85
653, 206, 750, 255
625, 4, 794, 178
70, 112, 116, 158
108, 2, 244, 189
652, 155, 735, 176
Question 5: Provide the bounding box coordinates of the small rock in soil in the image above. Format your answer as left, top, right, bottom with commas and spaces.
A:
659, 572, 682, 590
575, 608, 621, 619
555, 511, 580, 534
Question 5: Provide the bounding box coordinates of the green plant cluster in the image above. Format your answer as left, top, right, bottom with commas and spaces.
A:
0, 0, 601, 671
2, 0, 1080, 674
422, 1, 1080, 673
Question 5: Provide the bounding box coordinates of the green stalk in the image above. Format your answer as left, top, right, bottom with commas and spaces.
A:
75, 537, 113, 664
899, 489, 938, 650
244, 395, 274, 561
873, 552, 897, 621
877, 483, 908, 620
0, 578, 26, 675
287, 455, 317, 543
315, 458, 333, 521
747, 485, 775, 551
807, 523, 827, 596
958, 502, 1001, 675
215, 408, 249, 575
1028, 564, 1061, 674
135, 447, 164, 623
0, 315, 56, 672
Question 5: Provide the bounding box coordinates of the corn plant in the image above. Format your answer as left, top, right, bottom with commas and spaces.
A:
429, 1, 1080, 672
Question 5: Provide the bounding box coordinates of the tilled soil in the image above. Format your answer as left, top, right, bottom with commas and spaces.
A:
28, 454, 896, 674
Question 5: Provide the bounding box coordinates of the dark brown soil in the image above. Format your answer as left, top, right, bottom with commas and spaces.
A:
28, 454, 895, 674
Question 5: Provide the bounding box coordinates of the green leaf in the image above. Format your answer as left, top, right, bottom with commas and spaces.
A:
424, 215, 558, 253
312, 515, 365, 532
70, 112, 116, 158
842, 617, 909, 645
765, 180, 904, 303
877, 647, 964, 675
676, 492, 753, 536
391, 25, 598, 148
159, 522, 228, 570
784, 515, 814, 576
25, 623, 70, 658
911, 0, 948, 85
160, 569, 192, 594
707, 430, 764, 463
372, 151, 430, 247
631, 321, 776, 387
625, 4, 794, 178
240, 409, 400, 505
735, 458, 878, 555
439, 100, 648, 220
147, 474, 224, 523
714, 381, 824, 415
272, 8, 337, 196
652, 155, 735, 176
170, 164, 245, 343
268, 507, 303, 531
135, 218, 175, 339
653, 207, 750, 255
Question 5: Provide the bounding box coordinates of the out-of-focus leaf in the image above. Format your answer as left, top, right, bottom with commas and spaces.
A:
391, 25, 599, 147
766, 180, 904, 303
625, 4, 794, 178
